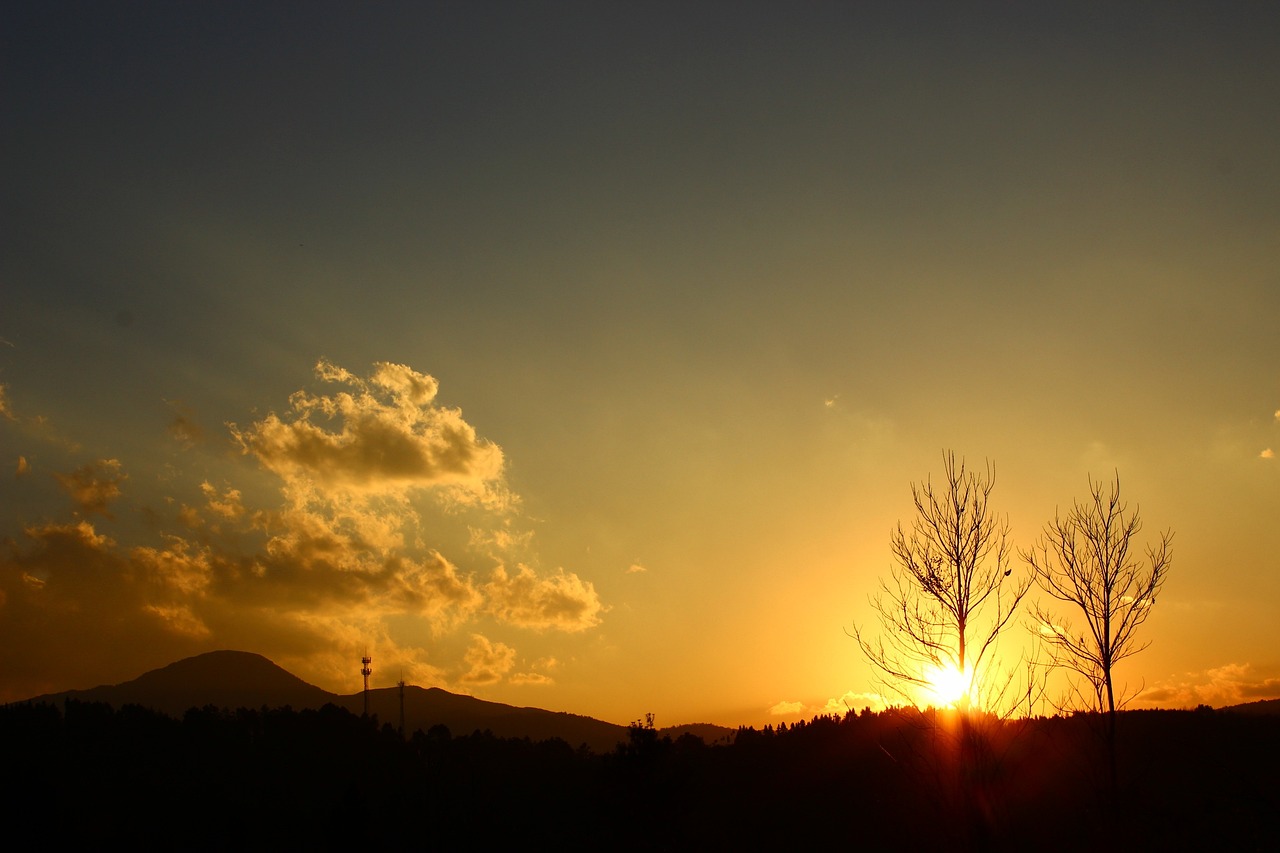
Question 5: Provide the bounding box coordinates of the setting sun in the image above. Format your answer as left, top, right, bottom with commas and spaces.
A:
922, 664, 973, 708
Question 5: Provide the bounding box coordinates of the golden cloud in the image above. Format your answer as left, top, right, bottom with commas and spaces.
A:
483, 564, 604, 632
460, 634, 516, 685
1137, 662, 1280, 708
0, 359, 605, 702
230, 359, 503, 500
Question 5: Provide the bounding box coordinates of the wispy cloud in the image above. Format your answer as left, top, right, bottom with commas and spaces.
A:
166, 399, 204, 448
625, 563, 647, 574
460, 634, 516, 685
54, 459, 126, 517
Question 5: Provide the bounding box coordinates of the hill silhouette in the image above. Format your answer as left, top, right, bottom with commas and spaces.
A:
22, 650, 728, 752
1220, 697, 1280, 715
28, 650, 334, 716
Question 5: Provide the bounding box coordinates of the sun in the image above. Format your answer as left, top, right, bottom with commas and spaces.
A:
922, 663, 972, 708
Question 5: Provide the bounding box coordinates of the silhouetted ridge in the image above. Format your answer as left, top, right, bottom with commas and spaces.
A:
18, 652, 733, 752
1220, 697, 1280, 715
30, 650, 334, 717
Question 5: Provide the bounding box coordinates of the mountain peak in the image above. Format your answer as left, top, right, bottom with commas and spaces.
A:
33, 650, 335, 717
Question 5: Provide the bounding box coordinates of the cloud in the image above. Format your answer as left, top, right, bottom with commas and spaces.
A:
1274, 409, 1280, 423
54, 459, 126, 516
1137, 662, 1280, 708
509, 672, 554, 685
0, 359, 605, 703
1262, 448, 1275, 460
201, 481, 245, 520
483, 564, 604, 632
0, 520, 209, 697
468, 523, 535, 560
625, 563, 647, 574
230, 359, 504, 502
15, 456, 28, 477
0, 384, 12, 420
769, 700, 805, 716
459, 634, 516, 685
166, 400, 204, 448
822, 691, 889, 715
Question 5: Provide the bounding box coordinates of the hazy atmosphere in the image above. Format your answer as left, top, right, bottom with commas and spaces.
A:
3, 2, 1278, 727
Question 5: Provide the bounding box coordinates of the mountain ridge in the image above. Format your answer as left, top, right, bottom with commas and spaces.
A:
20, 650, 734, 752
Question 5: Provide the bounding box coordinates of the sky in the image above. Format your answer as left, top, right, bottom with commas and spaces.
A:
3, 1, 1279, 728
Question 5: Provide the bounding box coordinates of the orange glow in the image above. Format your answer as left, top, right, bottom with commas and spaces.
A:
921, 663, 973, 708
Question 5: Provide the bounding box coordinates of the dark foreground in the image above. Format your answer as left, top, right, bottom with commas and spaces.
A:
4, 700, 1277, 851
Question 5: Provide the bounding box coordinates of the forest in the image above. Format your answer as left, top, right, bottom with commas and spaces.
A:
4, 697, 1277, 851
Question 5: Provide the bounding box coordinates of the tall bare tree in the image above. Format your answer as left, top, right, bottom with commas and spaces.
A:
1022, 474, 1172, 784
854, 451, 1031, 710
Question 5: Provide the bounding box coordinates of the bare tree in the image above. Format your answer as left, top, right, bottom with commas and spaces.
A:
854, 451, 1031, 711
1022, 474, 1172, 785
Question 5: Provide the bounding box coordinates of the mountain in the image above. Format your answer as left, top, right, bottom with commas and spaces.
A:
27, 650, 333, 716
21, 651, 733, 752
346, 684, 632, 752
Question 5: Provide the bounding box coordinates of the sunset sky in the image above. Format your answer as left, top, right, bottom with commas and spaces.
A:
3, 2, 1278, 727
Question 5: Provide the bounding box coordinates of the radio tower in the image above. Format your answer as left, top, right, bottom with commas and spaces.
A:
361, 653, 373, 717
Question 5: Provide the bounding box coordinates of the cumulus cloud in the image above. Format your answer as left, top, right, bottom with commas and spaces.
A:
1138, 663, 1280, 708
769, 700, 805, 716
0, 359, 605, 703
1262, 448, 1275, 460
484, 564, 604, 632
822, 691, 889, 715
54, 459, 126, 516
460, 634, 516, 685
230, 359, 504, 502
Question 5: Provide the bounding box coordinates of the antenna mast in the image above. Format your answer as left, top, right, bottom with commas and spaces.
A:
361, 653, 373, 717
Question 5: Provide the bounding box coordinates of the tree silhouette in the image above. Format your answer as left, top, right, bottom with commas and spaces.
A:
1023, 473, 1172, 784
854, 451, 1031, 710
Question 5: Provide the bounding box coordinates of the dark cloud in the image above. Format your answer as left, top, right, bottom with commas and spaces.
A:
53, 459, 125, 516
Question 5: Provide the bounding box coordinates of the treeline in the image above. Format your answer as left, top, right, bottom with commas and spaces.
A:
4, 700, 1278, 850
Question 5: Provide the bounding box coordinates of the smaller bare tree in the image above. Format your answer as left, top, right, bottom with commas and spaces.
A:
1023, 474, 1172, 784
